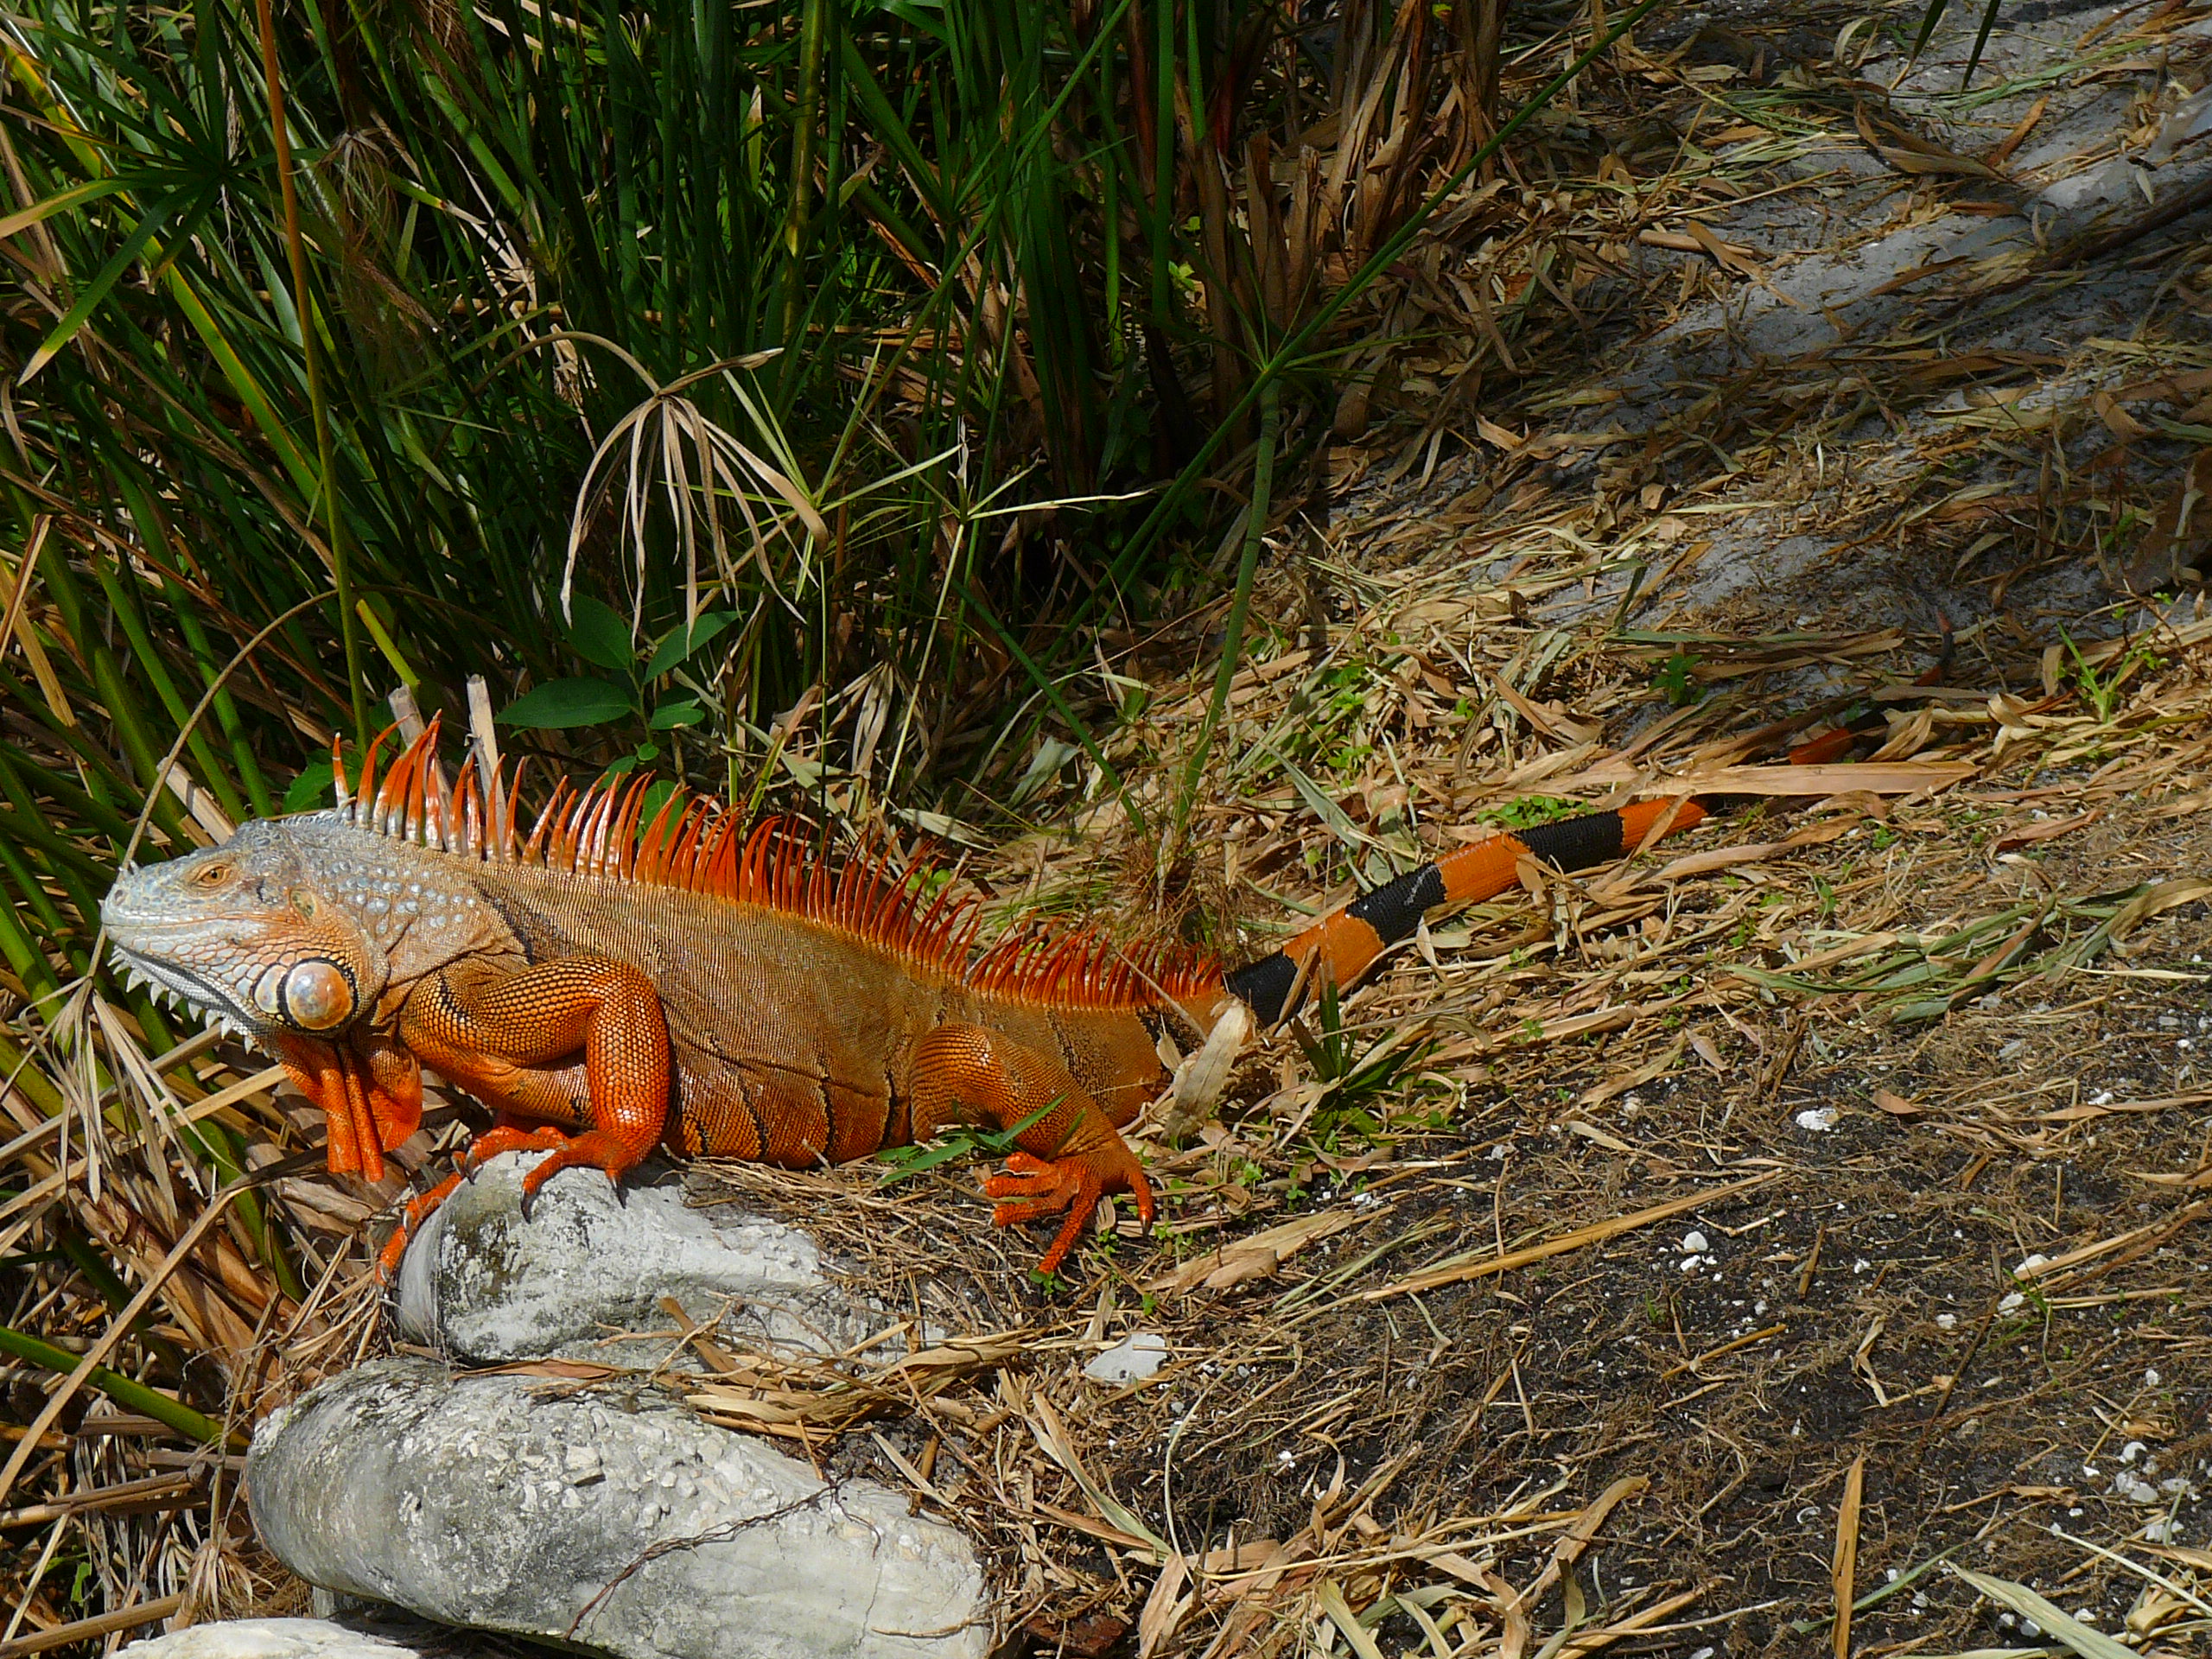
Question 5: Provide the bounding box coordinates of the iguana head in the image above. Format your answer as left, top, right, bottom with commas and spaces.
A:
103, 816, 432, 1179
101, 817, 389, 1048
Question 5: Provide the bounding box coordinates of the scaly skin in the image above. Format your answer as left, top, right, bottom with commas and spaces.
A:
100, 707, 1911, 1278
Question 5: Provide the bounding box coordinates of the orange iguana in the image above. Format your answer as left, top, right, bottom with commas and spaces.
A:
101, 714, 1885, 1277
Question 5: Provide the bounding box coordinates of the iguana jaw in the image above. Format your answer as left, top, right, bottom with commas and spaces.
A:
105, 936, 257, 1039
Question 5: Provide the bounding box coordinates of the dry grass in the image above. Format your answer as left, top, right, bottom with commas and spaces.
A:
665, 571, 2210, 1659
11, 3, 2212, 1656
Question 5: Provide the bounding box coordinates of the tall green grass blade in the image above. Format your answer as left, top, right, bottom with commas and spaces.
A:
1171, 378, 1280, 858
0, 1323, 228, 1446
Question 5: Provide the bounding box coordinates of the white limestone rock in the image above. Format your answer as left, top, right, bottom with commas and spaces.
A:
393, 1154, 904, 1366
119, 1620, 418, 1658
248, 1357, 992, 1659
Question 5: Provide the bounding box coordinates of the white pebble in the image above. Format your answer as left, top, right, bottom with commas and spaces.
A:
1084, 1332, 1170, 1384
1681, 1230, 1711, 1255
1796, 1107, 1839, 1132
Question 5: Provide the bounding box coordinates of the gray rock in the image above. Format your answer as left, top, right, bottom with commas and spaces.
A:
249, 1357, 992, 1659
394, 1154, 906, 1366
119, 1621, 417, 1658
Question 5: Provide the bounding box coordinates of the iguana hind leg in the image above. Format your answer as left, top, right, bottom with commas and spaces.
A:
907, 1022, 1154, 1276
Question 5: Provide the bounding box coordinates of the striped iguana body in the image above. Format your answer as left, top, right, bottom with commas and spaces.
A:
102, 721, 1764, 1275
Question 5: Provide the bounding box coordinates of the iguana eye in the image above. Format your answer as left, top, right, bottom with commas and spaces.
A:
194, 862, 234, 887
281, 959, 354, 1031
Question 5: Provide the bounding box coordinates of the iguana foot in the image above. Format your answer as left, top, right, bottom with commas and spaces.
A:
460, 1122, 572, 1177
984, 1148, 1155, 1277
374, 1172, 464, 1282
513, 1128, 644, 1210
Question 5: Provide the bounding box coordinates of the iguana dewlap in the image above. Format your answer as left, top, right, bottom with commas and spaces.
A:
102, 723, 1725, 1276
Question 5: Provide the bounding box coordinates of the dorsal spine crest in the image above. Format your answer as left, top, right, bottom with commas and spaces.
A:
328, 719, 1219, 1009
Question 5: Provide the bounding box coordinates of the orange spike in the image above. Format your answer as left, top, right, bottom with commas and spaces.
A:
501, 759, 528, 861
404, 737, 430, 843
374, 735, 412, 836
741, 820, 779, 903
354, 726, 394, 827
384, 726, 431, 838
660, 802, 700, 882
579, 791, 606, 872
524, 779, 569, 865
330, 734, 351, 811
670, 805, 710, 890
423, 716, 453, 850
635, 789, 683, 882
705, 820, 744, 898
611, 776, 653, 878
461, 772, 482, 856
589, 780, 623, 875
464, 762, 486, 857
563, 785, 603, 874
557, 785, 588, 873
543, 783, 578, 871
429, 756, 453, 851
578, 780, 614, 874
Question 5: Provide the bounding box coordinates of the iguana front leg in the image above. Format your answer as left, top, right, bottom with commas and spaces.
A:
267, 1034, 423, 1183
376, 955, 671, 1274
906, 1023, 1154, 1276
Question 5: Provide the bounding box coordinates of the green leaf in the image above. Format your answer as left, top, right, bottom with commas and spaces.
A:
283, 758, 335, 814
0, 175, 135, 242
876, 0, 950, 44
650, 699, 705, 730
567, 595, 635, 673
0, 1322, 230, 1447
645, 611, 739, 678
21, 188, 188, 384
499, 677, 635, 728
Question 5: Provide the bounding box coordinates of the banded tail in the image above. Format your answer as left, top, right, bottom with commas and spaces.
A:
1214, 658, 1945, 1028
1220, 796, 1708, 1026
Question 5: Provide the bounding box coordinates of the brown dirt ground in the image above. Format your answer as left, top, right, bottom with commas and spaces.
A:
695, 780, 2212, 1659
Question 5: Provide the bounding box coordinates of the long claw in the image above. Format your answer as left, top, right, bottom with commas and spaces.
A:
375, 1172, 464, 1283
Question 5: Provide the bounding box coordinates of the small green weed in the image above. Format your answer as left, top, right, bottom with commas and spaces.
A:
873, 1100, 1057, 1185
2058, 626, 2163, 725
1474, 794, 1580, 831
1655, 651, 1704, 707
1291, 975, 1439, 1152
